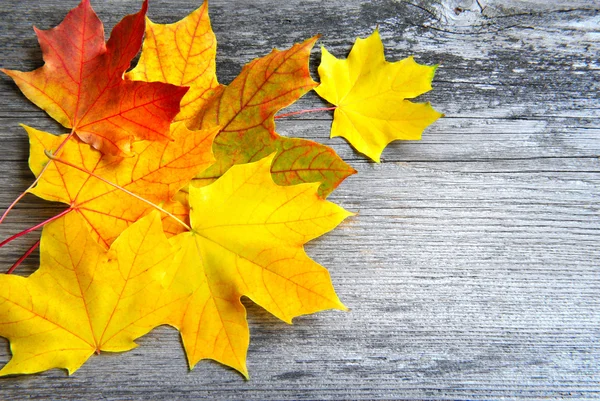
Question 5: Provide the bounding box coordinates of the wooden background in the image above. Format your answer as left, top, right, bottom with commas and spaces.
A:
0, 0, 599, 399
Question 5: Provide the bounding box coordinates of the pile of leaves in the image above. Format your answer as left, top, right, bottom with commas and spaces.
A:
0, 0, 441, 377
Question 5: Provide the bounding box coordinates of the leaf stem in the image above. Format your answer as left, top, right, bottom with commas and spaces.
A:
0, 129, 76, 224
274, 106, 337, 119
0, 208, 72, 249
45, 151, 192, 232
7, 240, 40, 274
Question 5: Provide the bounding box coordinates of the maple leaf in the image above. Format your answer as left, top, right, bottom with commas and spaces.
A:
1, 0, 188, 155
127, 9, 356, 198
26, 122, 219, 247
0, 211, 185, 376
164, 155, 352, 377
126, 1, 221, 125
314, 29, 443, 162
190, 37, 356, 198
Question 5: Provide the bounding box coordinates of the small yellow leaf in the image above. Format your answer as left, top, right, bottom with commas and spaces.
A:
315, 29, 443, 162
166, 155, 352, 377
0, 212, 183, 376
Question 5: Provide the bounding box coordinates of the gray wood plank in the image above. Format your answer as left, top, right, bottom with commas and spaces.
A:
0, 0, 598, 399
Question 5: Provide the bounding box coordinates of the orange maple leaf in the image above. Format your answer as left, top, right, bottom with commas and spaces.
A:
1, 0, 188, 155
26, 122, 218, 247
127, 4, 355, 198
126, 0, 221, 125
189, 37, 356, 198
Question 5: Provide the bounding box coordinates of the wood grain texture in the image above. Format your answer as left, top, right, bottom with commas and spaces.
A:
0, 0, 599, 399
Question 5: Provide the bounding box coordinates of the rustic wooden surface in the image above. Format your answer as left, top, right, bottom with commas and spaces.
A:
0, 0, 599, 399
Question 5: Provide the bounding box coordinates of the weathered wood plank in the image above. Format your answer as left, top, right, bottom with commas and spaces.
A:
0, 0, 598, 399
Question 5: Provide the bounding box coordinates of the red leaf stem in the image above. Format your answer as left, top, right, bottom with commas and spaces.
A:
274, 106, 337, 119
0, 208, 72, 249
7, 240, 40, 274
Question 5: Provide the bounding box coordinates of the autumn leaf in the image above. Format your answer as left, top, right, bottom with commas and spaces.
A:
127, 20, 355, 197
126, 1, 221, 125
315, 29, 443, 162
189, 37, 356, 198
165, 155, 352, 377
125, 2, 355, 196
1, 0, 188, 155
0, 211, 186, 376
26, 122, 219, 247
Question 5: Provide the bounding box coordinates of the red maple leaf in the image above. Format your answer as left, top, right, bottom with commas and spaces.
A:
2, 0, 188, 155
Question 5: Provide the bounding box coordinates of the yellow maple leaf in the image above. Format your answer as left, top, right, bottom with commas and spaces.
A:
0, 211, 185, 376
164, 155, 353, 377
126, 1, 221, 125
315, 29, 443, 162
27, 122, 219, 247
